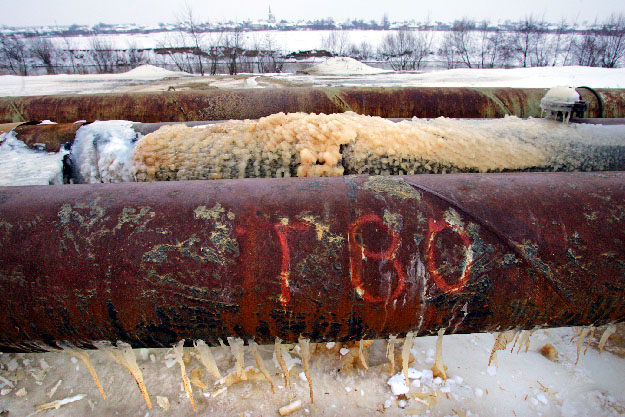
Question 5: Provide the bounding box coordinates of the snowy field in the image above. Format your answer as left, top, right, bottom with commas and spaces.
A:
0, 327, 623, 417
1, 62, 625, 96
0, 63, 624, 417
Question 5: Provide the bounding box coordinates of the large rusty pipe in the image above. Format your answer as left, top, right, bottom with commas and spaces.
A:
1, 172, 624, 352
2, 87, 625, 124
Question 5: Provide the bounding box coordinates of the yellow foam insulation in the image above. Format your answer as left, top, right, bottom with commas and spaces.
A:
131, 112, 553, 181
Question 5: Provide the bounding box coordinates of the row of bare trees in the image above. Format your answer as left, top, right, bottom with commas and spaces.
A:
321, 14, 625, 70
0, 33, 149, 75
155, 5, 283, 76
435, 15, 624, 69
1, 14, 623, 75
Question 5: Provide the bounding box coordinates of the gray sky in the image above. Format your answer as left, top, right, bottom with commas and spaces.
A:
0, 0, 622, 27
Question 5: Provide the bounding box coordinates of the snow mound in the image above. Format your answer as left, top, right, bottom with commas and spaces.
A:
299, 57, 388, 75
123, 64, 190, 78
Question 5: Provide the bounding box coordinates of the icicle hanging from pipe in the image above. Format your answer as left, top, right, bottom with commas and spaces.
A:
94, 341, 152, 409
432, 328, 448, 380
174, 340, 196, 412
193, 339, 221, 379
249, 340, 275, 393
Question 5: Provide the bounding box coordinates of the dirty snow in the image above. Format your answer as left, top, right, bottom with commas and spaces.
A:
0, 327, 623, 416
299, 57, 389, 75
2, 65, 625, 97
0, 131, 66, 186
274, 66, 625, 89
0, 64, 191, 96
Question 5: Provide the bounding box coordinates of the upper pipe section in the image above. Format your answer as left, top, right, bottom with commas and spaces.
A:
2, 87, 624, 124
0, 172, 624, 351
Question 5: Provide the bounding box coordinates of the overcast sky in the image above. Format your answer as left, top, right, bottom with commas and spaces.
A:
0, 0, 622, 27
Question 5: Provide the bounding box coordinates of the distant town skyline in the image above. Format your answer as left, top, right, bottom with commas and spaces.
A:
1, 0, 622, 27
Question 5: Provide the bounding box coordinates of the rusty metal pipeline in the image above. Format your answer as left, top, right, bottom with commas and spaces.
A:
2, 87, 625, 124
0, 172, 624, 352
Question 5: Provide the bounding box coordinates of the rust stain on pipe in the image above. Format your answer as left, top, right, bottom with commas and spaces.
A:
12, 122, 84, 152
3, 87, 622, 124
0, 172, 624, 352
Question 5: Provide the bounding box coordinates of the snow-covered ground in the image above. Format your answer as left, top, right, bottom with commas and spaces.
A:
275, 65, 625, 88
298, 57, 390, 75
0, 327, 623, 416
1, 64, 624, 97
0, 65, 191, 96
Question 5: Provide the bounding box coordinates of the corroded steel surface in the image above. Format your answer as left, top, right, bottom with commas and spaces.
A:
13, 122, 84, 152
5, 87, 622, 123
0, 172, 624, 352
2, 88, 623, 124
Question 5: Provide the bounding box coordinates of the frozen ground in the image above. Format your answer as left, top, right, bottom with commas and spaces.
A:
1, 64, 625, 97
0, 327, 623, 417
274, 65, 625, 89
0, 65, 191, 97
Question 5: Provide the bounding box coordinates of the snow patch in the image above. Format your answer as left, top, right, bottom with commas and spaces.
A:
299, 57, 388, 75
0, 131, 66, 186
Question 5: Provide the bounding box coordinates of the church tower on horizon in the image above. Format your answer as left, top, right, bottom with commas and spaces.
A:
268, 5, 276, 23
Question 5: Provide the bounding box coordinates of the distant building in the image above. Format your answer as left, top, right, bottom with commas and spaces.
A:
268, 6, 276, 24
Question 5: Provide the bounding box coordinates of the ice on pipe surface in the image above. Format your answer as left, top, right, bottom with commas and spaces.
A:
70, 120, 138, 183
0, 131, 66, 186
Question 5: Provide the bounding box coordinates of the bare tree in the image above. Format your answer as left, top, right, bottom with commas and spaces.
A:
89, 36, 116, 73
379, 27, 432, 70
440, 32, 458, 69
551, 20, 574, 66
177, 3, 205, 75
321, 30, 352, 56
156, 32, 195, 73
255, 34, 283, 73
126, 42, 147, 68
512, 15, 550, 67
28, 37, 59, 74
358, 40, 374, 60
224, 29, 246, 75
56, 25, 80, 73
574, 30, 602, 67
0, 34, 29, 75
598, 14, 625, 68
448, 19, 477, 68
